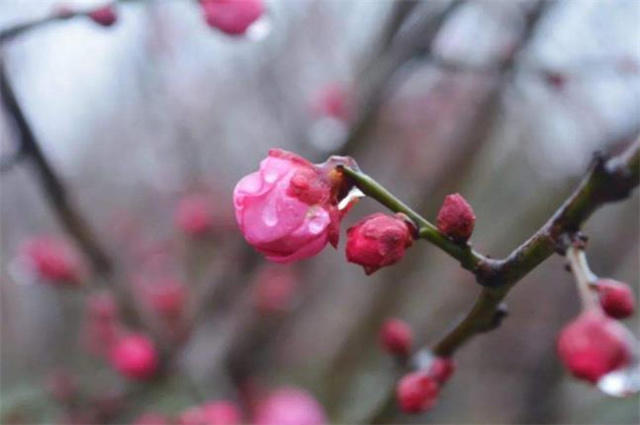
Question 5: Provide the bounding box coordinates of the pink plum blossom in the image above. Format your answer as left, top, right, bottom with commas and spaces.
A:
233, 149, 342, 263
253, 387, 327, 425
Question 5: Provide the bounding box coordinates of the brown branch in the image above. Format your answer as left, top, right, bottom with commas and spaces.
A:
336, 0, 465, 157
356, 134, 639, 423
431, 136, 640, 354
0, 59, 114, 276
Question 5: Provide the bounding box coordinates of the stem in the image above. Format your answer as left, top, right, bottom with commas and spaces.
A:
341, 135, 639, 359
338, 166, 486, 271
566, 246, 598, 310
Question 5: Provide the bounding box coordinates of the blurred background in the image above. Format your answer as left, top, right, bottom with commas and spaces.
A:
1, 0, 639, 423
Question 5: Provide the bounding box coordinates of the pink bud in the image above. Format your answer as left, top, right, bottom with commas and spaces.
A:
253, 387, 327, 425
436, 193, 476, 242
88, 5, 117, 27
428, 357, 456, 384
379, 318, 413, 357
20, 236, 83, 284
201, 0, 264, 36
176, 194, 214, 237
312, 83, 352, 122
253, 266, 298, 314
132, 413, 170, 425
200, 401, 242, 425
596, 278, 635, 319
396, 372, 439, 414
233, 149, 342, 263
109, 334, 158, 380
345, 213, 413, 275
144, 278, 187, 318
557, 310, 631, 383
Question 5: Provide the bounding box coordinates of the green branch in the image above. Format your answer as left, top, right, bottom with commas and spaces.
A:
338, 166, 487, 271
340, 136, 639, 358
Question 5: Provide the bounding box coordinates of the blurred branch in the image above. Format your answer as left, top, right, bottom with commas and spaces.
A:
0, 146, 25, 173
337, 0, 464, 157
0, 58, 114, 276
0, 2, 117, 44
415, 0, 551, 214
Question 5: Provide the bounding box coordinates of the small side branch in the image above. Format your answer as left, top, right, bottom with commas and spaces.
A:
340, 136, 638, 358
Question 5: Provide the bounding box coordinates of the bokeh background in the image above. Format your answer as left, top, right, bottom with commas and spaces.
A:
1, 0, 639, 424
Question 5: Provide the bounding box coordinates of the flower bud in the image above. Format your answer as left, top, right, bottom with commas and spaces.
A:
596, 278, 635, 319
201, 0, 264, 36
436, 193, 475, 242
143, 278, 187, 319
345, 213, 413, 275
557, 311, 631, 383
176, 194, 214, 237
428, 357, 456, 384
253, 266, 298, 314
20, 236, 83, 284
253, 387, 327, 425
396, 372, 439, 414
234, 149, 343, 263
312, 83, 352, 122
109, 334, 158, 380
200, 401, 242, 425
379, 318, 413, 357
88, 5, 117, 27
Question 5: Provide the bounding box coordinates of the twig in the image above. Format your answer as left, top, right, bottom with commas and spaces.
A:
341, 136, 638, 361
337, 0, 465, 157
566, 246, 598, 310
0, 58, 114, 276
0, 147, 25, 173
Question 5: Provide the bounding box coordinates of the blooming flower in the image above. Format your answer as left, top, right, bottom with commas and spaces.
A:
233, 149, 342, 263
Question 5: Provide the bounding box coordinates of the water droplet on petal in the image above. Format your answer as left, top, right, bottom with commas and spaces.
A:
338, 187, 365, 211
245, 15, 272, 42
264, 169, 278, 184
308, 216, 327, 235
598, 362, 640, 397
263, 197, 278, 227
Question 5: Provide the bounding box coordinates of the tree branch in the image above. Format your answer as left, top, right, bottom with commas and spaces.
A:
0, 59, 115, 276
336, 0, 465, 157
341, 136, 639, 361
